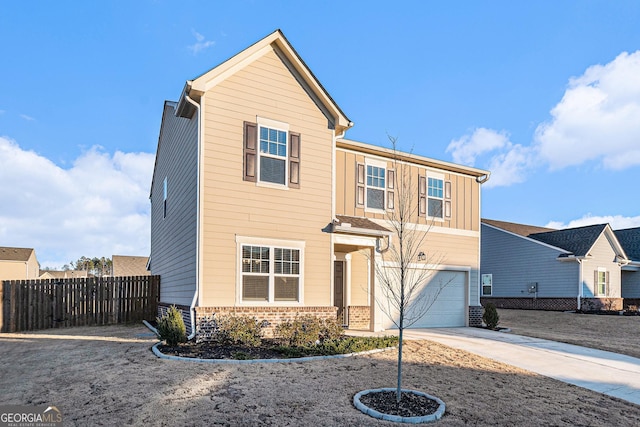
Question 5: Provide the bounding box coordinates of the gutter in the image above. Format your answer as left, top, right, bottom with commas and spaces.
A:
476, 173, 491, 184
184, 93, 201, 340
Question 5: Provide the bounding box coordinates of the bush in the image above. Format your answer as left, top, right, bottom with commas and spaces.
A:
274, 315, 344, 347
275, 335, 399, 358
483, 302, 500, 330
214, 314, 263, 347
156, 305, 187, 346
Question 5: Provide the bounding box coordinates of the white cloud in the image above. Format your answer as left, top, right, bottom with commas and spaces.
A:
20, 114, 36, 121
446, 127, 510, 166
545, 214, 640, 230
535, 51, 640, 170
0, 137, 155, 269
446, 128, 535, 188
188, 29, 215, 55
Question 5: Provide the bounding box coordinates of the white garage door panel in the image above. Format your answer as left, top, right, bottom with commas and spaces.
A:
382, 270, 466, 329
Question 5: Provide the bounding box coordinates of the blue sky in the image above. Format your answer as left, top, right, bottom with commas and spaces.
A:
2, 1, 640, 268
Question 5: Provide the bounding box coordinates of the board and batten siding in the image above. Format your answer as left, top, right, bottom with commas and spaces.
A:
581, 233, 622, 298
481, 224, 578, 297
150, 102, 198, 306
198, 47, 334, 307
335, 149, 480, 231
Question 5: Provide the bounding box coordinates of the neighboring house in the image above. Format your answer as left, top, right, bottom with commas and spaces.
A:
0, 247, 39, 282
112, 255, 150, 277
614, 227, 640, 307
39, 270, 89, 280
149, 29, 490, 338
481, 219, 628, 311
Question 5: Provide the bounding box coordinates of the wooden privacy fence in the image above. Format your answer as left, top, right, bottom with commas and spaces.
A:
0, 275, 160, 333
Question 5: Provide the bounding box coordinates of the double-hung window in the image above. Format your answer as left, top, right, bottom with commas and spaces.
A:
366, 165, 386, 210
481, 274, 493, 296
428, 177, 444, 218
596, 268, 608, 296
239, 238, 303, 303
243, 118, 301, 188
259, 126, 287, 185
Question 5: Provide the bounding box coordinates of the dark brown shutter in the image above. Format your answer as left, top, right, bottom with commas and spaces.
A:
243, 121, 257, 182
444, 180, 452, 218
288, 131, 300, 188
387, 169, 395, 210
418, 175, 426, 215
356, 163, 365, 207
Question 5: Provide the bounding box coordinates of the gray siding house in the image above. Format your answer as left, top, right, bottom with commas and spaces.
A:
149, 101, 199, 317
481, 219, 628, 311
615, 227, 640, 305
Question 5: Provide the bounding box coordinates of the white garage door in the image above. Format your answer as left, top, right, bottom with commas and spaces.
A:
382, 270, 467, 329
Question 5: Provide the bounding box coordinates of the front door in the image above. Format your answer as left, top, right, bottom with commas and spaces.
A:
334, 261, 345, 325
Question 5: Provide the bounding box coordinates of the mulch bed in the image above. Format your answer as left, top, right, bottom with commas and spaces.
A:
158, 339, 288, 360
359, 390, 440, 418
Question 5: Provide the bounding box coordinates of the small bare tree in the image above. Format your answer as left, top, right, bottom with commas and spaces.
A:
372, 136, 452, 403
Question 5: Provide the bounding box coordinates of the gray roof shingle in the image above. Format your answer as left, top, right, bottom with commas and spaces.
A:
614, 227, 640, 261
528, 224, 608, 256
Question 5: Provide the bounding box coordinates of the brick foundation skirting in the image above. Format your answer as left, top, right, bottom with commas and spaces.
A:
623, 298, 640, 310
194, 306, 339, 339
481, 297, 578, 311
480, 297, 624, 312
347, 306, 371, 330
468, 306, 483, 327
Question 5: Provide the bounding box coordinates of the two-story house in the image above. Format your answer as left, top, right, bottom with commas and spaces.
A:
149, 30, 490, 338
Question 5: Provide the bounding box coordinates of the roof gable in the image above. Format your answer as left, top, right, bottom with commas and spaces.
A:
615, 227, 640, 261
0, 247, 34, 262
177, 29, 352, 133
529, 224, 609, 257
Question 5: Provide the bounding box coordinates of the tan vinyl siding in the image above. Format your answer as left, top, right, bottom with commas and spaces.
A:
199, 48, 333, 307
350, 251, 370, 306
150, 102, 198, 306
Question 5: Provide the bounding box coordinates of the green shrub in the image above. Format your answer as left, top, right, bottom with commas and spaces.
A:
483, 302, 500, 330
156, 305, 187, 346
274, 315, 344, 347
214, 314, 263, 347
274, 335, 398, 358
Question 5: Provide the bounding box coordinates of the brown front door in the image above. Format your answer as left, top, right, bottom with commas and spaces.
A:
334, 261, 345, 325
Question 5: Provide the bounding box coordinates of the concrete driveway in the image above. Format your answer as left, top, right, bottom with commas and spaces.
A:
401, 327, 640, 406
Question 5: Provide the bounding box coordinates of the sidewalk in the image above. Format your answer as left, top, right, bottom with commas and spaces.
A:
349, 327, 640, 406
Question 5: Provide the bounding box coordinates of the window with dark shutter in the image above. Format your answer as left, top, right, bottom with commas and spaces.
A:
356, 163, 365, 207
387, 169, 395, 210
444, 180, 452, 218
243, 121, 257, 182
289, 132, 300, 188
418, 175, 426, 215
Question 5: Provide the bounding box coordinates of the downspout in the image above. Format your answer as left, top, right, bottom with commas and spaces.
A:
577, 259, 583, 310
184, 93, 201, 340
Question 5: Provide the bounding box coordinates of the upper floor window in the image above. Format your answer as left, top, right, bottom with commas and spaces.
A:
356, 159, 394, 211
163, 177, 168, 219
243, 118, 300, 189
366, 165, 385, 210
259, 126, 287, 185
419, 172, 452, 220
428, 177, 443, 218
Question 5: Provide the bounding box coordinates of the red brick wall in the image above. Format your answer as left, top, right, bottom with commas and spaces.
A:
481, 297, 578, 311
469, 305, 483, 327
194, 306, 338, 338
347, 306, 370, 330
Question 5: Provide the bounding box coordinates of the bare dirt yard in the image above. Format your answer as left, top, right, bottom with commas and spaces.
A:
498, 309, 640, 359
2, 324, 640, 426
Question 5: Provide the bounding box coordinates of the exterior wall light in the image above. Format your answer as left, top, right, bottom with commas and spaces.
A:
417, 252, 426, 261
